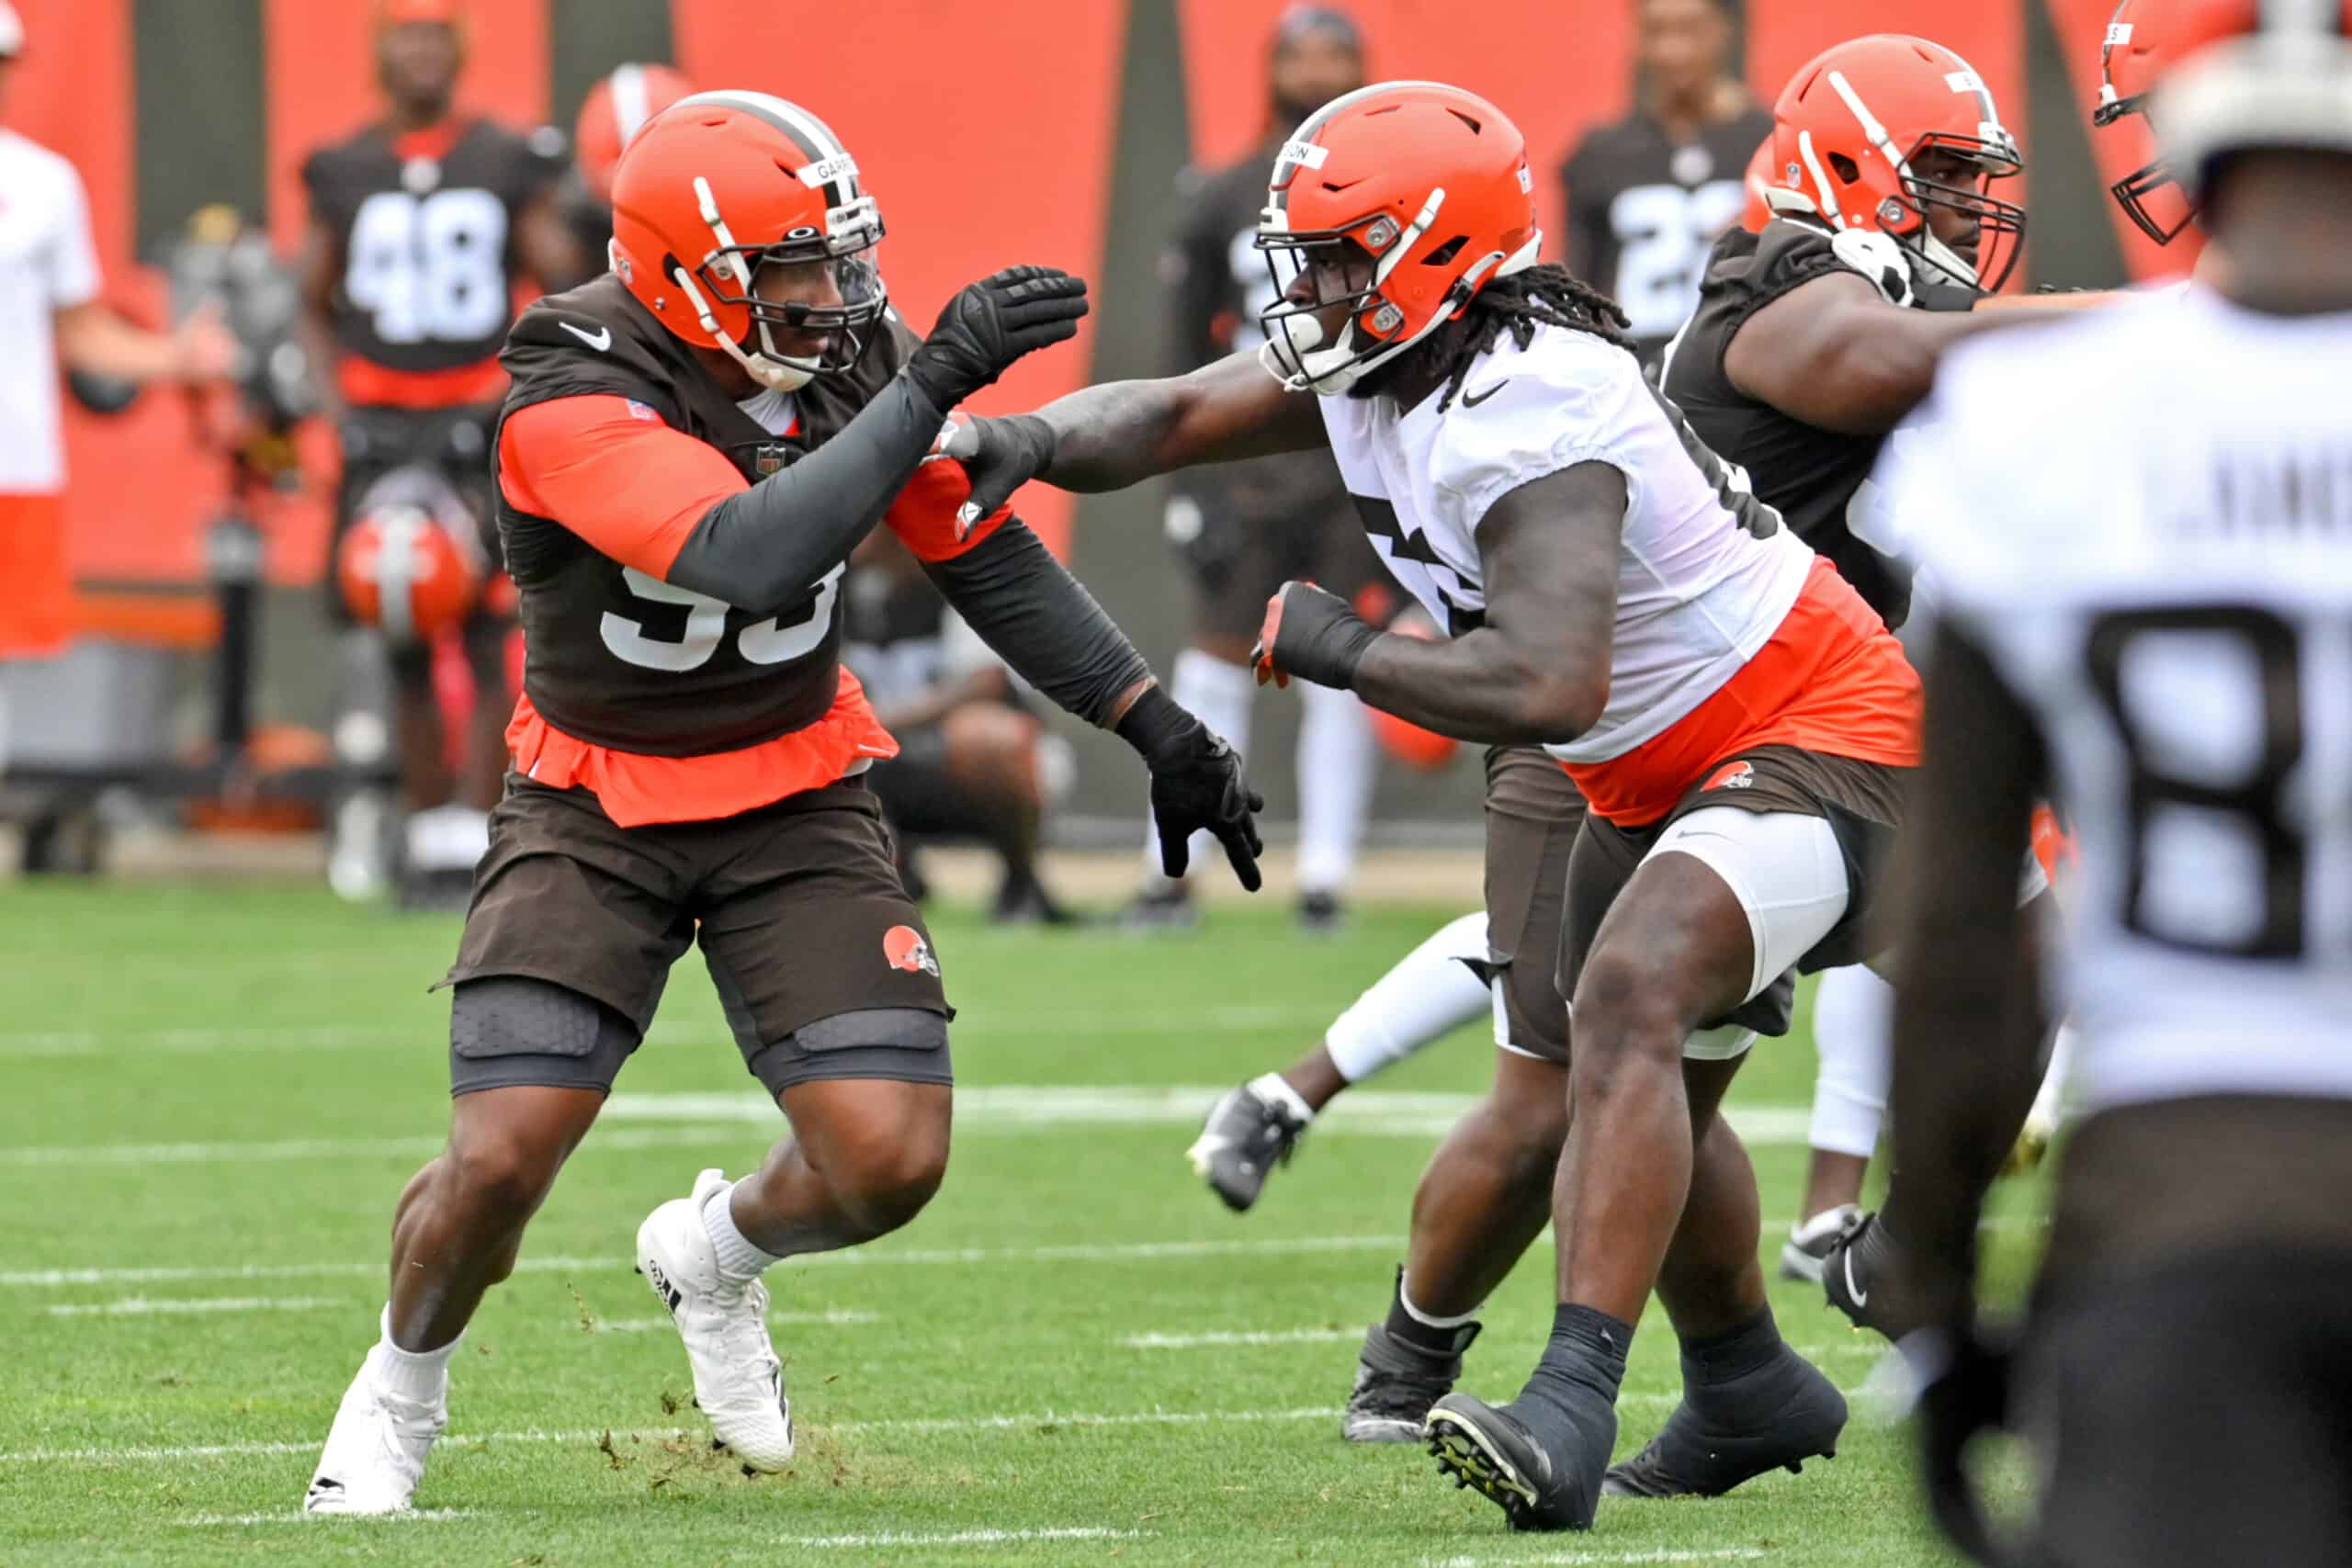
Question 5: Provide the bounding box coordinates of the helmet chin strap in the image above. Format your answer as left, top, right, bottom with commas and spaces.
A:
1911, 230, 1983, 291
669, 263, 819, 391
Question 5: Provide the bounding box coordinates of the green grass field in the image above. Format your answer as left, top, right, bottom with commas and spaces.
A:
0, 879, 2006, 1567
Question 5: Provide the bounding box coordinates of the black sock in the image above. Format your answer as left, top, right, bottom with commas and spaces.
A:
1678, 1306, 1784, 1389
1382, 1269, 1477, 1359
1518, 1303, 1631, 1428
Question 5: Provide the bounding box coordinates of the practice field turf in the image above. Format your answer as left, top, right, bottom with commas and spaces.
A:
2, 880, 2030, 1566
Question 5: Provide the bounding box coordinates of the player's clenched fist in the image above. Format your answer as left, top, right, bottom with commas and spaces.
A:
904, 265, 1090, 411
1250, 580, 1381, 691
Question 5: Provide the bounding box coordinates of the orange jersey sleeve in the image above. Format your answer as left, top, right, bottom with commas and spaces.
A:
496, 394, 747, 580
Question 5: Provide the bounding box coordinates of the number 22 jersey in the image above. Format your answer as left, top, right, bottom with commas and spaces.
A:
1899, 287, 2352, 1111
1318, 320, 1919, 825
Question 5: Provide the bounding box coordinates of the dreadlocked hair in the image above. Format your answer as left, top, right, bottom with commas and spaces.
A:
1431, 265, 1636, 413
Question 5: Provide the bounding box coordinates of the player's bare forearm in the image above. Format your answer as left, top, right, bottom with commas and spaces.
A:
1352, 626, 1600, 743
1336, 464, 1623, 743
1035, 352, 1323, 491
1727, 271, 2081, 436
1885, 616, 2048, 1330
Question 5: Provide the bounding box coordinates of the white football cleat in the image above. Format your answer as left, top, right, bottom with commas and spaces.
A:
303, 1346, 447, 1514
635, 1168, 794, 1472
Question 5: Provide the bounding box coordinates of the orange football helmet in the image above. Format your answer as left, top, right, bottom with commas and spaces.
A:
609, 90, 887, 392
575, 63, 694, 205
2139, 0, 2352, 207
1255, 81, 1542, 395
337, 501, 483, 644
337, 467, 486, 642
1770, 34, 2027, 292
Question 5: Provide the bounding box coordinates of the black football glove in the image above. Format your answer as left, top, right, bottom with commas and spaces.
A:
942, 412, 1057, 533
904, 265, 1090, 412
1250, 580, 1381, 691
1115, 685, 1265, 892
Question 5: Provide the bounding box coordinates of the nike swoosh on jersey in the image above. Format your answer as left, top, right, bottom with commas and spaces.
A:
1460, 378, 1511, 408
560, 321, 613, 352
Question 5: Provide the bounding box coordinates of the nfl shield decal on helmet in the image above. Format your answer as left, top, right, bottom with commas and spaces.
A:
884, 925, 940, 976
1704, 760, 1757, 792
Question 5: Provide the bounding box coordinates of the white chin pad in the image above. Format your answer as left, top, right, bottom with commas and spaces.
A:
1262, 310, 1364, 396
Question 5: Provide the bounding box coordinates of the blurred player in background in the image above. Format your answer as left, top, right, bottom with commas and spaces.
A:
304, 91, 1260, 1515
557, 62, 695, 264
299, 0, 587, 904
842, 529, 1075, 924
0, 0, 237, 773
1877, 9, 2352, 1562
1141, 3, 1383, 932
1660, 34, 2082, 1281
1558, 0, 1772, 368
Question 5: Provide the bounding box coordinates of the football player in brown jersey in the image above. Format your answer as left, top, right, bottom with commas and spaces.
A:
304, 91, 1261, 1515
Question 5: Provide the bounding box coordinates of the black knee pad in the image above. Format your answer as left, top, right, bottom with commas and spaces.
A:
743, 1008, 954, 1098
449, 976, 640, 1096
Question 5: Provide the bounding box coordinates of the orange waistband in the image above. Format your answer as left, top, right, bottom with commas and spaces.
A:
1563, 558, 1922, 826
505, 667, 899, 828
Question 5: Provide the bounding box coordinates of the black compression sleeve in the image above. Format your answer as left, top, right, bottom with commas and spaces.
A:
923, 521, 1151, 727
664, 373, 945, 617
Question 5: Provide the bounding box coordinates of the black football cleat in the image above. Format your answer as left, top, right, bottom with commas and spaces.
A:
1424, 1392, 1605, 1531
1602, 1345, 1847, 1499
1185, 1080, 1309, 1213
1342, 1315, 1478, 1442
1823, 1209, 1923, 1342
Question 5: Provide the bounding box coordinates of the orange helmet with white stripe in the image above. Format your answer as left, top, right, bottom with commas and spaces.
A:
608, 91, 887, 392
1254, 81, 1542, 395
1769, 34, 2027, 292
1739, 134, 1776, 231
575, 63, 694, 205
2145, 0, 2352, 203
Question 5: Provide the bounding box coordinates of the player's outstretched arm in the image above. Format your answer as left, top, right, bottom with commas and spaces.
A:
1725, 264, 2115, 436
948, 350, 1326, 520
1251, 463, 1625, 745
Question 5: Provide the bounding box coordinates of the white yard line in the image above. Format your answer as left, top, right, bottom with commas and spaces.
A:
0, 1089, 1811, 1164
1120, 1327, 1361, 1349
46, 1295, 345, 1318
3, 1232, 1407, 1290
174, 1508, 479, 1526
781, 1527, 1144, 1548
2, 1399, 1690, 1467
0, 1005, 1334, 1059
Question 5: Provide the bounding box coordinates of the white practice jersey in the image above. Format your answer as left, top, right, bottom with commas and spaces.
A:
1317, 321, 1813, 765
1894, 286, 2352, 1113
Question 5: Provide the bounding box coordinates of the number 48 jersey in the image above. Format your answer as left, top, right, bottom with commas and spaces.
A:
302, 118, 563, 375
1896, 288, 2352, 1113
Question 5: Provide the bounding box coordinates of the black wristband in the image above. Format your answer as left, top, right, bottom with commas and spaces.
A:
1114, 683, 1199, 762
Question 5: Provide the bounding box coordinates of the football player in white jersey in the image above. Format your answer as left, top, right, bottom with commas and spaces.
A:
1873, 5, 2352, 1563
952, 80, 1937, 1529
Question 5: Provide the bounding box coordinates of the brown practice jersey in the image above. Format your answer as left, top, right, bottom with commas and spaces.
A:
1659, 218, 1968, 628
303, 118, 566, 376
1557, 105, 1775, 366
492, 275, 941, 759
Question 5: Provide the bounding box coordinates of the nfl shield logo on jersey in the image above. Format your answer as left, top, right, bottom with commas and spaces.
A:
884, 925, 940, 977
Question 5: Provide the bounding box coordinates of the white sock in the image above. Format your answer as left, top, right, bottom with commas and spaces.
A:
1146, 649, 1254, 881
1325, 912, 1492, 1085
1295, 681, 1374, 896
373, 1305, 458, 1405
1807, 964, 1893, 1158
703, 1179, 783, 1284
1249, 1070, 1317, 1124
2029, 1022, 2077, 1129
1398, 1277, 1480, 1330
